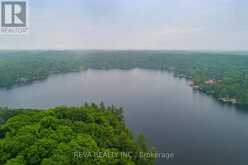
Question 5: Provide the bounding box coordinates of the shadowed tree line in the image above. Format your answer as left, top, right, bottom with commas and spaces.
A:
0, 50, 248, 104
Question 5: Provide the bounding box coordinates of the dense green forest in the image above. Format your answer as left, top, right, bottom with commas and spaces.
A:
0, 50, 248, 104
0, 104, 155, 165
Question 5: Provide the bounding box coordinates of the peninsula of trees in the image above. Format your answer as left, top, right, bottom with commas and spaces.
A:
0, 104, 155, 165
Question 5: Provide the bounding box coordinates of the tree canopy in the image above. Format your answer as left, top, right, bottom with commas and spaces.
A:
0, 104, 155, 165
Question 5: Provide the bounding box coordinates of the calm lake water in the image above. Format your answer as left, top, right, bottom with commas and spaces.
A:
1, 69, 248, 165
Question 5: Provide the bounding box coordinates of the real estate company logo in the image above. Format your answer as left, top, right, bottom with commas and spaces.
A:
0, 0, 29, 34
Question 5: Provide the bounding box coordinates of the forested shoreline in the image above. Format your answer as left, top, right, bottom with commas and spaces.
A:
0, 50, 248, 104
0, 104, 155, 165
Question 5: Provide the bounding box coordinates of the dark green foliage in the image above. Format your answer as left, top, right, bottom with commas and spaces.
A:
0, 51, 88, 88
0, 105, 155, 165
0, 50, 248, 104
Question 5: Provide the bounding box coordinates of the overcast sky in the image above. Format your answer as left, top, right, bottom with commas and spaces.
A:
0, 0, 247, 50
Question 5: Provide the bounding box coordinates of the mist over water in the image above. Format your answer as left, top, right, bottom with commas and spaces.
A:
1, 69, 248, 165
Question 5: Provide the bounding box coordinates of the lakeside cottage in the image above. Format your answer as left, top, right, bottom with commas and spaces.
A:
205, 79, 216, 85
189, 81, 202, 91
190, 81, 196, 87
218, 98, 237, 104
193, 85, 200, 90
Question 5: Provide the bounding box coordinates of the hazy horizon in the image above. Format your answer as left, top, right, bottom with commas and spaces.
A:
0, 0, 247, 50
0, 49, 248, 52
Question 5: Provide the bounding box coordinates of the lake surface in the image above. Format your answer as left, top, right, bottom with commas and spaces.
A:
1, 69, 248, 165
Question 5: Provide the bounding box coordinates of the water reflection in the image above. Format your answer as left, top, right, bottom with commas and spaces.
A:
1, 69, 248, 165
